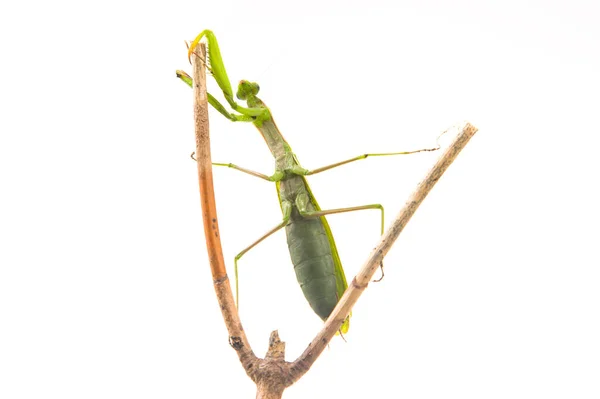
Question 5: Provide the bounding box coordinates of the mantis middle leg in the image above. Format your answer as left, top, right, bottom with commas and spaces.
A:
186, 30, 270, 122
305, 146, 441, 176
191, 152, 285, 181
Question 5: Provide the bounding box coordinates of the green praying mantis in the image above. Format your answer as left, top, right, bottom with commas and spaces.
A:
177, 30, 440, 333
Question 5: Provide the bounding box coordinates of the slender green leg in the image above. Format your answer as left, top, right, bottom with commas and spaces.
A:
296, 194, 386, 281
175, 70, 194, 86
176, 70, 255, 122
298, 204, 385, 235
190, 153, 284, 182
212, 163, 273, 181
207, 93, 256, 122
187, 30, 269, 120
305, 147, 440, 176
233, 200, 292, 309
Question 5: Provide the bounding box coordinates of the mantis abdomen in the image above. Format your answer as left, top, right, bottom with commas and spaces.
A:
286, 211, 339, 321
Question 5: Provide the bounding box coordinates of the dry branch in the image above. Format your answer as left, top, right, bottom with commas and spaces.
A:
289, 122, 478, 379
191, 43, 258, 375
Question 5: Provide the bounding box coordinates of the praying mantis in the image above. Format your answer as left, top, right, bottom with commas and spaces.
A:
177, 30, 439, 333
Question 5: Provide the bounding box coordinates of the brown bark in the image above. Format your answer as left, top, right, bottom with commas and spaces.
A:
191, 43, 257, 377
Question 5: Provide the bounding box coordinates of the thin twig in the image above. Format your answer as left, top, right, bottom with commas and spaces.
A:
289, 122, 479, 379
191, 43, 258, 375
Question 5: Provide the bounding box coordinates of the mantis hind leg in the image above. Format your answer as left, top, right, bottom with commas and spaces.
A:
233, 200, 292, 309
296, 195, 386, 281
296, 195, 385, 235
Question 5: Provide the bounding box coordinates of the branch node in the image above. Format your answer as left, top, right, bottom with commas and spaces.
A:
229, 336, 244, 350
351, 276, 369, 290
213, 275, 228, 285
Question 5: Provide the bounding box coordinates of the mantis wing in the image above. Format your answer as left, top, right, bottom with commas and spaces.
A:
301, 176, 351, 334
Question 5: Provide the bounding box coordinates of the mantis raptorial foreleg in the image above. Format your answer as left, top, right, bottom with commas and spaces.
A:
186, 30, 270, 122
233, 200, 293, 308
176, 70, 255, 122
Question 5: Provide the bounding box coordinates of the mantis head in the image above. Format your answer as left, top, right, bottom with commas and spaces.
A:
236, 80, 260, 101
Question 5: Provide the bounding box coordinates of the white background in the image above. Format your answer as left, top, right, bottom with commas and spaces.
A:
1, 0, 599, 398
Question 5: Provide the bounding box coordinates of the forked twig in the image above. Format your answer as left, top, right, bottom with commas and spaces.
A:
190, 43, 478, 398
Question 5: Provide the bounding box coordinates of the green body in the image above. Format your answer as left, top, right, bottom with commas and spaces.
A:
258, 113, 349, 324
179, 30, 439, 333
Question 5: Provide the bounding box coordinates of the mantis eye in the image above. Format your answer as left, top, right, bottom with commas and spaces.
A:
237, 80, 260, 99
